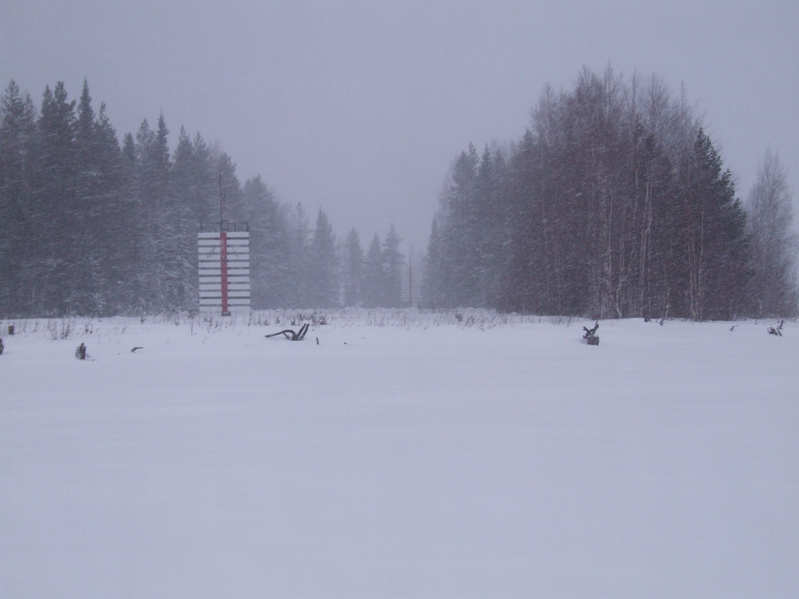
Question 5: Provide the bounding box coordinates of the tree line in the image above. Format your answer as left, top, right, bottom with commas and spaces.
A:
423, 67, 797, 320
0, 79, 406, 317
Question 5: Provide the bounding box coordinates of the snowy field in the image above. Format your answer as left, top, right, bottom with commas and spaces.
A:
1, 310, 798, 598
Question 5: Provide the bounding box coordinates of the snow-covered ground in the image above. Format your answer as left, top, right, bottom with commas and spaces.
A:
1, 311, 797, 598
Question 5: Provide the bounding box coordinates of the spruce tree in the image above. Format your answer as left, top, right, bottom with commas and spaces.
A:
33, 82, 77, 314
363, 233, 385, 308
680, 129, 750, 320
342, 228, 364, 307
286, 202, 310, 307
421, 218, 445, 309
308, 209, 339, 308
93, 103, 126, 312
0, 80, 37, 315
71, 79, 116, 314
243, 175, 290, 308
383, 224, 403, 307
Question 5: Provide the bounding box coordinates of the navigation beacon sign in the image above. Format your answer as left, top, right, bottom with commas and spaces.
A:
198, 221, 250, 315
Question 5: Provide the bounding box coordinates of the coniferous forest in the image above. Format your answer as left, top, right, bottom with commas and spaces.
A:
422, 67, 797, 320
1, 68, 797, 320
0, 79, 406, 317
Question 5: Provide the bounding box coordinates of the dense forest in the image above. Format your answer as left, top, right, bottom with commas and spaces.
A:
423, 67, 797, 320
0, 79, 406, 317
1, 69, 796, 320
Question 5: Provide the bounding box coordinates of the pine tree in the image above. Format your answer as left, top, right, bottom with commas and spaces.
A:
32, 82, 77, 314
383, 224, 403, 307
421, 218, 445, 309
170, 126, 205, 313
93, 102, 126, 312
475, 146, 513, 308
131, 114, 176, 313
431, 145, 479, 308
117, 131, 140, 313
70, 79, 119, 315
363, 233, 385, 308
285, 202, 310, 307
243, 175, 290, 308
215, 150, 244, 224
308, 209, 339, 308
342, 228, 364, 307
679, 129, 750, 320
502, 130, 545, 314
0, 80, 37, 315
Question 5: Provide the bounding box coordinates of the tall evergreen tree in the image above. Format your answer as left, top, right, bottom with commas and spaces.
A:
170, 126, 207, 313
434, 145, 478, 308
679, 129, 750, 320
243, 175, 290, 308
70, 79, 121, 314
93, 102, 126, 312
0, 80, 37, 315
307, 209, 339, 308
422, 218, 445, 309
362, 233, 385, 308
215, 149, 244, 224
502, 129, 546, 314
383, 224, 404, 307
342, 228, 364, 307
131, 114, 177, 312
32, 82, 77, 314
116, 131, 140, 313
473, 145, 508, 307
285, 202, 311, 307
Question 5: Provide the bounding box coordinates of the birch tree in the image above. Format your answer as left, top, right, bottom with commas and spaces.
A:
746, 150, 797, 317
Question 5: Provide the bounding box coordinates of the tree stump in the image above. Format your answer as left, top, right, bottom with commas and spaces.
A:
768, 320, 784, 336
583, 322, 600, 346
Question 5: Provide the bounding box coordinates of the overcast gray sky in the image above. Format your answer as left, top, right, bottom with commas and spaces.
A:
2, 0, 797, 252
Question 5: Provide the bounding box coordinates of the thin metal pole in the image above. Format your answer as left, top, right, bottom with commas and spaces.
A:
219, 172, 230, 315
220, 230, 229, 315
219, 173, 223, 229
